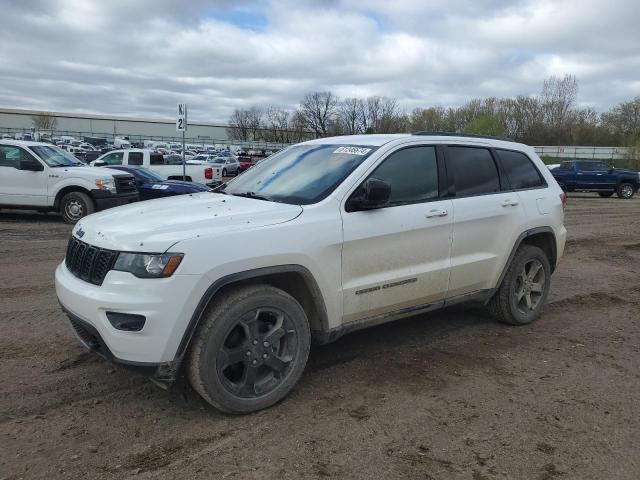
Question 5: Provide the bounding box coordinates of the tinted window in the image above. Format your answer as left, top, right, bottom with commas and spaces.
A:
128, 152, 143, 166
149, 154, 165, 165
559, 161, 574, 170
367, 146, 438, 205
446, 147, 500, 196
578, 161, 608, 171
497, 149, 545, 190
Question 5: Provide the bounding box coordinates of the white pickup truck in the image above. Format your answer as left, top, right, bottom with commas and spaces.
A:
91, 149, 221, 186
0, 140, 139, 223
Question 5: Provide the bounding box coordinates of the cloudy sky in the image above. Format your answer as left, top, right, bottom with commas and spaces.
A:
1, 0, 639, 122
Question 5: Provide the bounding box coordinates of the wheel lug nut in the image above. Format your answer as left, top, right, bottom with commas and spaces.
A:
262, 353, 268, 359
252, 340, 258, 345
245, 351, 251, 356
263, 341, 269, 347
252, 359, 257, 365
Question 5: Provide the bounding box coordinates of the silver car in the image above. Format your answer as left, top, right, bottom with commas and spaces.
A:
211, 156, 241, 176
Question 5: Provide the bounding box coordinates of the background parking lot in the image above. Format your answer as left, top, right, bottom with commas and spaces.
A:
1, 195, 639, 479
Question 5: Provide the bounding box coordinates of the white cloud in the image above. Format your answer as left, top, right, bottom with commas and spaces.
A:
0, 0, 638, 122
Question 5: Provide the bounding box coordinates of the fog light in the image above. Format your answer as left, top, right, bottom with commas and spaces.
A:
106, 312, 146, 331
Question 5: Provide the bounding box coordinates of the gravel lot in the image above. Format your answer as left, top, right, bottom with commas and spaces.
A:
1, 195, 639, 479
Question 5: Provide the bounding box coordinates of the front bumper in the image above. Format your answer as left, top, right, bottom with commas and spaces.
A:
90, 190, 139, 211
55, 262, 208, 369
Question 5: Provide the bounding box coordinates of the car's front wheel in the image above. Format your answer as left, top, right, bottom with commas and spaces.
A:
187, 285, 311, 414
60, 191, 95, 224
617, 183, 635, 199
487, 245, 551, 326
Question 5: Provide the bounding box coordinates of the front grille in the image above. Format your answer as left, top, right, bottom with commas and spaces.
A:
113, 174, 137, 194
65, 237, 118, 285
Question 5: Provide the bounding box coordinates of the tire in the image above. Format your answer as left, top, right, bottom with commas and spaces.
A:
616, 183, 635, 199
598, 192, 614, 198
222, 168, 227, 177
187, 284, 311, 414
60, 191, 94, 224
487, 245, 551, 326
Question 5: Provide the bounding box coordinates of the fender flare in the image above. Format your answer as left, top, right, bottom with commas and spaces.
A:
174, 264, 329, 360
489, 226, 557, 300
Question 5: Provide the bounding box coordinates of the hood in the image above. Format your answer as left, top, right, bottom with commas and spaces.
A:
72, 193, 302, 252
56, 165, 129, 180
157, 180, 210, 190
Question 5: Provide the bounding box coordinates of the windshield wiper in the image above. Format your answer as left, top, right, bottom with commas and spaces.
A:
230, 191, 271, 201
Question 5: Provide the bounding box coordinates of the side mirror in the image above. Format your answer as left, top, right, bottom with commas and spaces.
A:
94, 160, 106, 167
19, 159, 44, 171
347, 178, 391, 212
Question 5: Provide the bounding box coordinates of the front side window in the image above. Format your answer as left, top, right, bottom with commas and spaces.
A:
496, 149, 545, 190
446, 147, 500, 196
0, 145, 24, 168
100, 151, 124, 166
30, 145, 82, 167
223, 144, 378, 205
365, 146, 439, 205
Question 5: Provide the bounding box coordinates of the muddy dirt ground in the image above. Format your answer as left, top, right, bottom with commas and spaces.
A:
1, 195, 639, 479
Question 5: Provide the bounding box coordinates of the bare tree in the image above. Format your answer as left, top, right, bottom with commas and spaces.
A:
227, 107, 263, 141
299, 91, 339, 137
31, 111, 57, 131
338, 98, 365, 135
540, 74, 578, 142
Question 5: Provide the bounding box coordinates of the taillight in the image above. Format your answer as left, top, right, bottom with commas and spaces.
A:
205, 167, 212, 179
560, 192, 567, 210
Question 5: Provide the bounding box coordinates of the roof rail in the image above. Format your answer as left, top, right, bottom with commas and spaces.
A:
411, 131, 515, 142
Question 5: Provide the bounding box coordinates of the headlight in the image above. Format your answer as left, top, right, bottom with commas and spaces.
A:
113, 253, 183, 278
95, 178, 116, 193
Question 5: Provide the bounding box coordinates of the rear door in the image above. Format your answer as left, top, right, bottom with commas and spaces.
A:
445, 145, 525, 297
341, 145, 453, 323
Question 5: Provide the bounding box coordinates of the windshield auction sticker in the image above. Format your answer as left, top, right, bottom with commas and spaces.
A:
333, 146, 371, 156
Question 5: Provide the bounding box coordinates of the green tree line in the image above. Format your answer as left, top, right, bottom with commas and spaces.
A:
227, 75, 640, 156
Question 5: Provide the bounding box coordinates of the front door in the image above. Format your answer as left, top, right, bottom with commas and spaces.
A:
0, 145, 48, 206
341, 145, 453, 323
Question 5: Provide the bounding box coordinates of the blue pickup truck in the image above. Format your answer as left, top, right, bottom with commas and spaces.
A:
551, 160, 640, 199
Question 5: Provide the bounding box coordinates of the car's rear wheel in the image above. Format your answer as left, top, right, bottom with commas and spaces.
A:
60, 191, 94, 224
598, 192, 614, 198
187, 285, 311, 414
487, 245, 551, 326
616, 183, 635, 199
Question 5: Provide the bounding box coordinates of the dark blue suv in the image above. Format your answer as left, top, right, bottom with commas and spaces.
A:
551, 160, 639, 199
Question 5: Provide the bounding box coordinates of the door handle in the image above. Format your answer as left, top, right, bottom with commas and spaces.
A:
426, 209, 448, 218
501, 199, 519, 207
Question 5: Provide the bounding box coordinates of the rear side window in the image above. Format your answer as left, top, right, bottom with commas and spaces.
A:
559, 162, 573, 170
128, 152, 143, 166
368, 146, 439, 205
446, 147, 500, 196
496, 149, 545, 190
149, 154, 165, 165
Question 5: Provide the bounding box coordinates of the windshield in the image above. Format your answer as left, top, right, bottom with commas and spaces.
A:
30, 145, 83, 167
223, 144, 378, 204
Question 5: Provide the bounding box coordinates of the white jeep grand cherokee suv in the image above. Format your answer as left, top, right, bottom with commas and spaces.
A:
55, 133, 567, 413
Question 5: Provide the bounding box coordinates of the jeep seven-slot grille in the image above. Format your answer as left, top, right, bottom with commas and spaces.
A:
65, 237, 118, 285
113, 174, 137, 194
